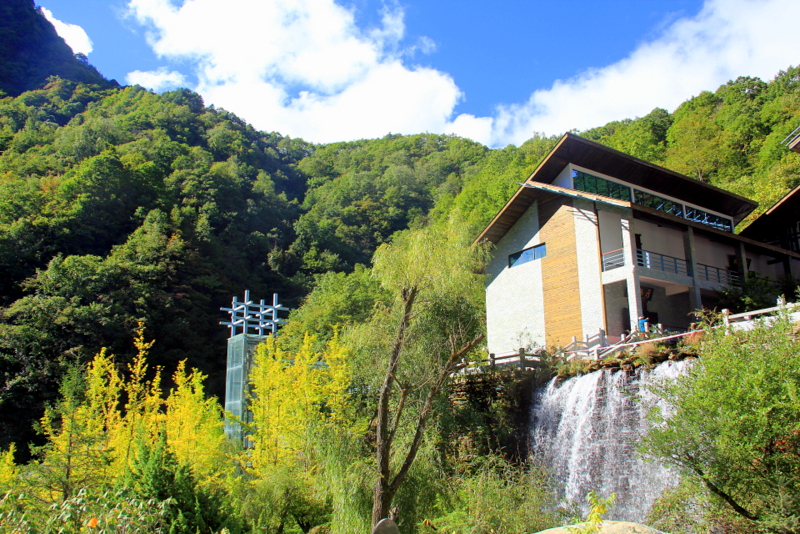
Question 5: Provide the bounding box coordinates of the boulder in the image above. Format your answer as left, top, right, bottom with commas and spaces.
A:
534, 521, 668, 533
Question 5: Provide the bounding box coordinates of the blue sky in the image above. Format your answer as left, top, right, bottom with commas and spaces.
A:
39, 0, 800, 147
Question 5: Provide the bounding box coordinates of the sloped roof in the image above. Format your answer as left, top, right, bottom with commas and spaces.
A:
477, 133, 758, 245
740, 183, 800, 240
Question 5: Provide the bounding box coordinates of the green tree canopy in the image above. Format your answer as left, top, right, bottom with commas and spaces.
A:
641, 314, 800, 532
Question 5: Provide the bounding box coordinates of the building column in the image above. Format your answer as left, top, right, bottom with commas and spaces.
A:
735, 242, 748, 281
621, 215, 644, 329
789, 257, 800, 283
683, 226, 702, 311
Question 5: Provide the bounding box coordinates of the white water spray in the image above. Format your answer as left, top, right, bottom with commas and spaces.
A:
531, 360, 692, 521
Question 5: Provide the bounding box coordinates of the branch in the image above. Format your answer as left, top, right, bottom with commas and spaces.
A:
389, 333, 484, 493
388, 387, 409, 445
691, 465, 758, 521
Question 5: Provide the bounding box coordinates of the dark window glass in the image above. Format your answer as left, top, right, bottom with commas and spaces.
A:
509, 243, 547, 267
572, 170, 631, 201
633, 190, 684, 218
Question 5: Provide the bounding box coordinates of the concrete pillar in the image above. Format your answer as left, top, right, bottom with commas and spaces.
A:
735, 242, 748, 283
682, 226, 702, 310
621, 215, 644, 329
790, 258, 800, 283
781, 256, 800, 286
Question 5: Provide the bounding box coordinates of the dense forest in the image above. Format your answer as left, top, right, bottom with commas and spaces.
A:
1, 1, 800, 532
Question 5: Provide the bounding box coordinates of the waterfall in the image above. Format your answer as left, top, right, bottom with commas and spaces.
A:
531, 360, 692, 522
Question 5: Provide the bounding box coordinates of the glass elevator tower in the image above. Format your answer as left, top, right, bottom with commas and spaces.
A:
220, 291, 288, 441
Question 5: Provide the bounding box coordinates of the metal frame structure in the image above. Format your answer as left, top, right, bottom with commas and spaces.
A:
221, 290, 289, 441
220, 290, 288, 336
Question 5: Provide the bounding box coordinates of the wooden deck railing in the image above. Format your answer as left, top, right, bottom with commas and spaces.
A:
459, 299, 799, 372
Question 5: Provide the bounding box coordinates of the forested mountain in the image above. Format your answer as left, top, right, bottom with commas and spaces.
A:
0, 1, 799, 459
0, 0, 114, 96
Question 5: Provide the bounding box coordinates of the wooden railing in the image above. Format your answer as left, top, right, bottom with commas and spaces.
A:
453, 348, 542, 373
722, 298, 800, 328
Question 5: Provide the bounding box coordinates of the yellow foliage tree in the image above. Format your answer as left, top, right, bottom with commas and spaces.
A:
106, 323, 164, 475
248, 332, 352, 471
32, 366, 115, 503
0, 444, 17, 494
165, 360, 227, 485
26, 323, 229, 503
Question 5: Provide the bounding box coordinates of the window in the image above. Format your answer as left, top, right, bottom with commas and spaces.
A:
633, 189, 683, 217
684, 207, 733, 232
509, 243, 547, 267
573, 170, 632, 201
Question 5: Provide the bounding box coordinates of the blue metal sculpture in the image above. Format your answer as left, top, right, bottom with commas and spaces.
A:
220, 289, 289, 336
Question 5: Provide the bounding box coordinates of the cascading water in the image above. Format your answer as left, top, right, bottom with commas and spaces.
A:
531, 359, 692, 522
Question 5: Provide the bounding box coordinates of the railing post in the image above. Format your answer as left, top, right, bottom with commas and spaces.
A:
599, 328, 607, 347
722, 309, 730, 329
488, 353, 495, 370
518, 348, 526, 370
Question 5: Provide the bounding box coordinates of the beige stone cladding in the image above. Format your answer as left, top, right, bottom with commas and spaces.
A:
539, 196, 582, 347
485, 200, 545, 355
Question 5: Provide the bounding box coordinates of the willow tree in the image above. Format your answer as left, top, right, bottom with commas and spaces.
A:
354, 220, 489, 526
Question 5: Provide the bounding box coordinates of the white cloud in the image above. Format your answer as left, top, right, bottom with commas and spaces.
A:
125, 0, 800, 147
126, 68, 187, 92
126, 0, 463, 143
41, 7, 93, 56
485, 0, 800, 146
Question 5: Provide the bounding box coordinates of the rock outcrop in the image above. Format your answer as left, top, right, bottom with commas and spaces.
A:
535, 521, 668, 533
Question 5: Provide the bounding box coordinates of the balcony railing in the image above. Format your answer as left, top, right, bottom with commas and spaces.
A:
637, 249, 689, 276
601, 248, 625, 271
696, 263, 741, 286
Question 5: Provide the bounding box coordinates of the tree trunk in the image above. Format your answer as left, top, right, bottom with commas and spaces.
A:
371, 325, 484, 527
372, 288, 417, 527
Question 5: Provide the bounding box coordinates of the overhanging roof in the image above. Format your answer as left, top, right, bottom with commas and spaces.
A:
740, 183, 800, 239
476, 133, 758, 245
475, 180, 800, 260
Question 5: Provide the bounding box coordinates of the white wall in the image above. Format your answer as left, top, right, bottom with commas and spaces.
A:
573, 199, 606, 339
633, 219, 685, 258
552, 166, 573, 189
694, 236, 734, 269
485, 201, 546, 354
747, 253, 784, 280
598, 209, 623, 254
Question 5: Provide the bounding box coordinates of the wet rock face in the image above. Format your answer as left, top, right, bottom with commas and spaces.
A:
535, 520, 669, 533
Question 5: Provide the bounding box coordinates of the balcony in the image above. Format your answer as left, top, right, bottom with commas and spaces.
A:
696, 263, 740, 286
601, 248, 625, 271
603, 248, 743, 287
637, 249, 689, 276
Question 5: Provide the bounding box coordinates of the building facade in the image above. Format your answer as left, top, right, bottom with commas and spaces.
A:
478, 133, 800, 356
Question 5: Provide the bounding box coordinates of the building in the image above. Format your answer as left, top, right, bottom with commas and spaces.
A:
477, 133, 800, 356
